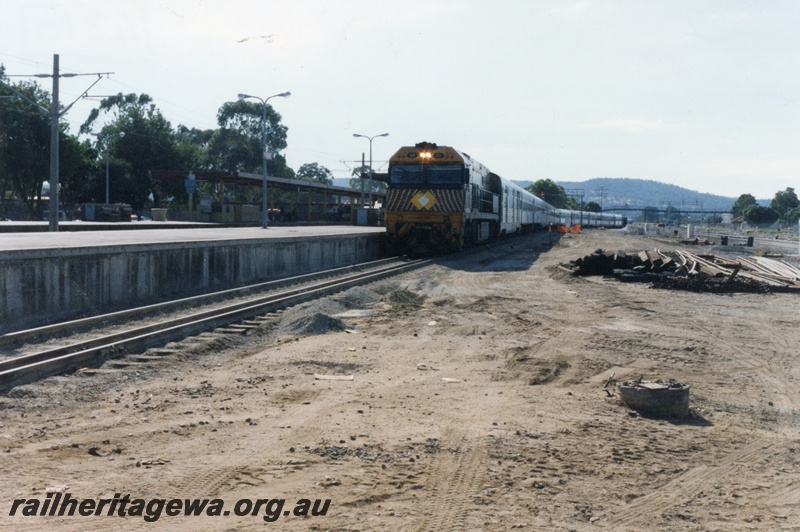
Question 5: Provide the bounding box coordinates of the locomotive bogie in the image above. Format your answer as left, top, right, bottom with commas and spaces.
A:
384, 211, 464, 256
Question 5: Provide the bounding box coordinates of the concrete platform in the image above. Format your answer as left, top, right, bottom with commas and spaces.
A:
0, 220, 220, 233
0, 224, 384, 252
0, 225, 386, 334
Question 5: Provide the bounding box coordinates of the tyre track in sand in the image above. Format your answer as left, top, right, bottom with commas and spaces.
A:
402, 433, 491, 532
604, 439, 780, 529
688, 316, 800, 413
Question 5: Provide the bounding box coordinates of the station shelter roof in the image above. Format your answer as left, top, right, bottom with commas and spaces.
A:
152, 170, 385, 202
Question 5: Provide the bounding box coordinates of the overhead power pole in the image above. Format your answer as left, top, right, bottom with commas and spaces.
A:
596, 186, 607, 212
0, 54, 111, 231
48, 55, 60, 232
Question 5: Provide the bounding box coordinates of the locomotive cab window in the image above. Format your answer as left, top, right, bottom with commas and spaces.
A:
389, 164, 423, 186
427, 165, 464, 186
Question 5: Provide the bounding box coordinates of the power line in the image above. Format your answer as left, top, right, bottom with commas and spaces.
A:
0, 54, 113, 231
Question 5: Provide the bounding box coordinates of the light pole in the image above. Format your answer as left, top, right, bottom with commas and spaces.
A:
353, 133, 388, 207
100, 132, 125, 205
237, 91, 291, 228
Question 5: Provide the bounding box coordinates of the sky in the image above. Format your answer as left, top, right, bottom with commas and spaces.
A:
2, 0, 799, 200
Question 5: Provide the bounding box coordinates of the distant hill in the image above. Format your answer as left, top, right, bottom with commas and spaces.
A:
512, 178, 739, 212
337, 175, 759, 213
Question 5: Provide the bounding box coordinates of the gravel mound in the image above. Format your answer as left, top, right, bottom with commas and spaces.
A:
284, 312, 346, 335
337, 286, 382, 308
384, 288, 425, 306
278, 299, 349, 336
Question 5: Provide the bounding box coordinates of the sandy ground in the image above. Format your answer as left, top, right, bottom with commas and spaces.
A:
1, 229, 799, 531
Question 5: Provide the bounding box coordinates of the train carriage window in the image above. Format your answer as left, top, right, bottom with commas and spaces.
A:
389, 164, 423, 186
427, 165, 464, 186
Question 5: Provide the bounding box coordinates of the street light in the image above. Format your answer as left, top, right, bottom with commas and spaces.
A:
100, 132, 125, 205
237, 91, 291, 228
353, 133, 389, 207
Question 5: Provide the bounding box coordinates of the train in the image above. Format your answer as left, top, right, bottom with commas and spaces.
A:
383, 142, 626, 255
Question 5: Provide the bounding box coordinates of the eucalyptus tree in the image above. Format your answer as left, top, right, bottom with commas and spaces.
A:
743, 204, 778, 225
584, 201, 601, 213
0, 66, 91, 219
770, 187, 799, 222
732, 193, 757, 219
296, 162, 333, 185
0, 70, 51, 217
525, 179, 570, 209
81, 93, 183, 209
208, 99, 293, 179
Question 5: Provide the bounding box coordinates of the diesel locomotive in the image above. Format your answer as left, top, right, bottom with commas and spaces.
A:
383, 142, 626, 255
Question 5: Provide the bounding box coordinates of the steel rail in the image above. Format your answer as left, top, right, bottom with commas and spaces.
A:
0, 257, 402, 348
0, 258, 430, 390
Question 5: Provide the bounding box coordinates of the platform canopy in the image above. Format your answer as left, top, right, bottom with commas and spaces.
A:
151, 170, 385, 202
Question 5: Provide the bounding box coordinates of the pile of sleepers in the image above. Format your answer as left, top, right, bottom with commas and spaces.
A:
560, 249, 800, 293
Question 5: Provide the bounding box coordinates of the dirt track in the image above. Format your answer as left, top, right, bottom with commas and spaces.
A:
2, 229, 799, 530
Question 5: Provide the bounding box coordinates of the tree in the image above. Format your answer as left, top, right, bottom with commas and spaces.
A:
81, 93, 184, 209
784, 206, 800, 225
524, 179, 568, 208
732, 193, 757, 218
208, 99, 292, 179
175, 125, 214, 171
770, 187, 799, 220
743, 204, 778, 224
584, 201, 601, 213
296, 163, 333, 185
58, 135, 95, 211
665, 205, 680, 224
0, 73, 52, 218
349, 165, 385, 196
642, 206, 659, 222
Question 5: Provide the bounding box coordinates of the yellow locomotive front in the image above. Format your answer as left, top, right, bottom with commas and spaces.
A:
384, 142, 468, 256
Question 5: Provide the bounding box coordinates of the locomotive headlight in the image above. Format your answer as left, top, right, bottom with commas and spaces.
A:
420, 152, 432, 159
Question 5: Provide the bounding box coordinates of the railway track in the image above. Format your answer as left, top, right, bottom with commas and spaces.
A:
0, 256, 430, 391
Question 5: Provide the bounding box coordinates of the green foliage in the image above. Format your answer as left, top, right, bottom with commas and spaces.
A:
349, 165, 385, 195
82, 93, 182, 209
732, 193, 757, 218
296, 162, 333, 185
0, 74, 53, 218
58, 135, 95, 206
783, 206, 800, 225
770, 187, 799, 219
0, 76, 299, 216
743, 204, 779, 224
208, 99, 291, 178
665, 205, 680, 223
524, 179, 569, 208
584, 201, 601, 213
642, 206, 660, 222
175, 126, 213, 171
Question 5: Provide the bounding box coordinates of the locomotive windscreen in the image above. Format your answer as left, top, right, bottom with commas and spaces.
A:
389, 164, 464, 187
389, 164, 423, 186
427, 165, 463, 186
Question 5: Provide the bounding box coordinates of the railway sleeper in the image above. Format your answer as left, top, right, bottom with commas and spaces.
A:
132, 355, 171, 362
109, 361, 146, 369
225, 324, 258, 331
213, 327, 250, 335
145, 348, 182, 356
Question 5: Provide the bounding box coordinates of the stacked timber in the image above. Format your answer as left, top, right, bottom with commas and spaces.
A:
560, 249, 800, 294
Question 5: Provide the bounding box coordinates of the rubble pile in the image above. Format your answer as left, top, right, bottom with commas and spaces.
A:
560, 249, 800, 294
